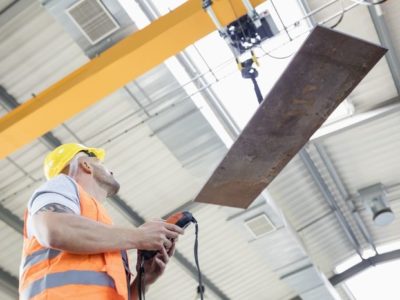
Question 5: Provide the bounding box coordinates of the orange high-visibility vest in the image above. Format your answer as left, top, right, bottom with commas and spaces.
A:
19, 183, 129, 300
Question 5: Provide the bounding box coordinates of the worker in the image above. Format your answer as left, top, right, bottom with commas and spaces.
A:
19, 143, 184, 299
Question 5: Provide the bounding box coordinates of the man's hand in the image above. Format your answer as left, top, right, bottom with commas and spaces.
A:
130, 236, 179, 298
138, 241, 176, 286
135, 220, 183, 251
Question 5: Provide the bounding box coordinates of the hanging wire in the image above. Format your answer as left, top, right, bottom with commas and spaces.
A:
263, 51, 295, 60
258, 44, 295, 60
192, 44, 219, 83
322, 1, 359, 27
270, 0, 292, 41
329, 0, 345, 29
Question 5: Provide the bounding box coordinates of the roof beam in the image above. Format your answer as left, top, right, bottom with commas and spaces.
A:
368, 4, 400, 94
0, 0, 32, 28
0, 203, 23, 234
313, 143, 378, 253
0, 0, 263, 160
0, 266, 18, 298
330, 249, 400, 285
311, 96, 400, 141
299, 149, 364, 258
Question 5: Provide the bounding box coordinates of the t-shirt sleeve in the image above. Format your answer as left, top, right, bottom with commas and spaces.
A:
28, 174, 81, 216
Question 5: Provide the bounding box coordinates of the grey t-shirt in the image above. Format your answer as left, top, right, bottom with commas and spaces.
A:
27, 174, 80, 238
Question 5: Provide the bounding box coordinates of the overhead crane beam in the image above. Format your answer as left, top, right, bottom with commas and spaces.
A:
0, 0, 264, 159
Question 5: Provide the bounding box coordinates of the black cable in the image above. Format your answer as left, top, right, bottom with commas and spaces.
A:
330, 0, 345, 29
259, 45, 295, 60
250, 77, 263, 104
138, 256, 146, 300
329, 11, 344, 29
240, 59, 263, 104
193, 219, 204, 300
264, 52, 294, 60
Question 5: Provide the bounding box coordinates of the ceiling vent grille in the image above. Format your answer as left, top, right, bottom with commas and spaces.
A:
66, 0, 120, 45
244, 214, 276, 238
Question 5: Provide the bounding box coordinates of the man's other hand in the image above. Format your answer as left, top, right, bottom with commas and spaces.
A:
137, 242, 176, 286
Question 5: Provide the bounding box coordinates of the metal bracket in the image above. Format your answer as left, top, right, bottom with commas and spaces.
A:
241, 0, 262, 27
202, 0, 241, 58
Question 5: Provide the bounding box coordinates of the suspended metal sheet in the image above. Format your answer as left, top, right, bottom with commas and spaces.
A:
195, 25, 386, 208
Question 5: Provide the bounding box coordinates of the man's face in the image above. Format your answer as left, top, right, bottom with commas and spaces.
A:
89, 157, 120, 197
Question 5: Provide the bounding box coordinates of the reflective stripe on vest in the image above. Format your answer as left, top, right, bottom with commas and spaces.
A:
21, 248, 61, 274
21, 270, 115, 299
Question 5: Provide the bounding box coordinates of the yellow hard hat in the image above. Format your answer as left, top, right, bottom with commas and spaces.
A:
43, 143, 105, 180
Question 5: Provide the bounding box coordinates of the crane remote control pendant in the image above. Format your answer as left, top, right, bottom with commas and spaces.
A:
138, 211, 204, 300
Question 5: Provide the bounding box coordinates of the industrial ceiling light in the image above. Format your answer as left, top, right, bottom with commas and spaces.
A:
358, 184, 395, 226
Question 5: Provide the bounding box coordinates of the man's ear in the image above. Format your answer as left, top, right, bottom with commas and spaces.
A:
79, 158, 92, 175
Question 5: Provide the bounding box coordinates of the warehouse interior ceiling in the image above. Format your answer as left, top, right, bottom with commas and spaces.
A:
0, 0, 400, 299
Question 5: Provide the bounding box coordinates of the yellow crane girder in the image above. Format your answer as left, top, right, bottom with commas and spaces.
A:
0, 0, 264, 159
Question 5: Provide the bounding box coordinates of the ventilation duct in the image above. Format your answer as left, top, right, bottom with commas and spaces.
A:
66, 0, 120, 45
244, 213, 276, 238
41, 0, 136, 58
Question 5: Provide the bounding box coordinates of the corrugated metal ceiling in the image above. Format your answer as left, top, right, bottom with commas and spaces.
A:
0, 0, 88, 104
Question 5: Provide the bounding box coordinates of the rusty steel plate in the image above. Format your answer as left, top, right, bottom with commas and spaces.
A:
194, 26, 386, 208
